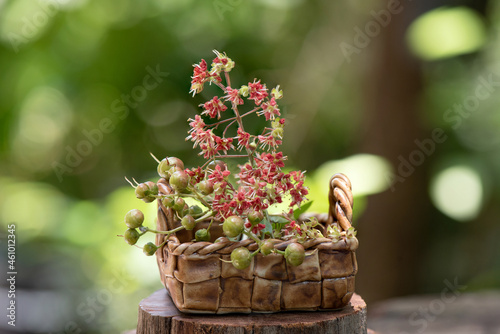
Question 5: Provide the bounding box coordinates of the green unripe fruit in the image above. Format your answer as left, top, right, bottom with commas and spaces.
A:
248, 210, 264, 224
158, 157, 185, 179
162, 197, 175, 208
170, 170, 190, 191
181, 215, 196, 230
135, 182, 158, 203
167, 157, 184, 170
223, 216, 244, 238
172, 197, 185, 212
260, 240, 274, 256
125, 209, 144, 229
177, 204, 189, 218
135, 183, 148, 199
145, 181, 158, 195
124, 228, 140, 245
285, 243, 305, 267
143, 242, 158, 256
197, 180, 214, 195
207, 160, 227, 172
188, 205, 203, 217
157, 159, 171, 179
231, 247, 251, 270
195, 228, 210, 242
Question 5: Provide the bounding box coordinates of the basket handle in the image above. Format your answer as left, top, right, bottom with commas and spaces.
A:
327, 173, 353, 231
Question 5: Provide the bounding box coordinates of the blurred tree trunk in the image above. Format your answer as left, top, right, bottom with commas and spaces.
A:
356, 0, 490, 304
356, 1, 428, 303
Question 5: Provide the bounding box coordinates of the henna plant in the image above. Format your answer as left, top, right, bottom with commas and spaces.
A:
119, 50, 355, 268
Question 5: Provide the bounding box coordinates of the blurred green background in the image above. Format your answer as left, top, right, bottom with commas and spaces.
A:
1, 0, 500, 333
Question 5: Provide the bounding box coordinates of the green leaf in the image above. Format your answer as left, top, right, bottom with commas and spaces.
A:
293, 201, 314, 220
268, 215, 289, 236
269, 215, 289, 224
260, 213, 274, 238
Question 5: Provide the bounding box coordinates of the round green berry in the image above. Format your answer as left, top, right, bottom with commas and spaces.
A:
223, 216, 244, 238
125, 209, 144, 229
124, 228, 140, 245
260, 240, 274, 256
197, 180, 214, 195
170, 170, 190, 192
157, 159, 171, 179
231, 247, 251, 270
248, 210, 264, 224
143, 242, 158, 256
135, 182, 158, 203
167, 157, 184, 170
195, 228, 210, 242
135, 183, 149, 199
181, 215, 196, 230
207, 160, 227, 172
188, 205, 203, 217
285, 243, 305, 267
172, 197, 185, 212
162, 197, 175, 208
177, 204, 189, 217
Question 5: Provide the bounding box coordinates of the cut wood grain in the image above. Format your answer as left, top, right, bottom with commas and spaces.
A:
134, 289, 368, 334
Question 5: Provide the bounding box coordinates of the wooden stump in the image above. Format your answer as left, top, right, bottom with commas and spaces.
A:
134, 289, 368, 334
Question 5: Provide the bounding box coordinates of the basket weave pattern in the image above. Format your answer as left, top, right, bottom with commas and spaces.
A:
155, 174, 358, 314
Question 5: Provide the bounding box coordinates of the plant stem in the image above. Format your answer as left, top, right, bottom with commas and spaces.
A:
157, 239, 168, 249
195, 211, 215, 223
250, 249, 260, 258
206, 116, 237, 128
240, 108, 259, 118
146, 225, 185, 235
207, 218, 214, 231
222, 119, 237, 137
242, 230, 261, 245
215, 81, 226, 91
189, 186, 212, 208
215, 154, 249, 159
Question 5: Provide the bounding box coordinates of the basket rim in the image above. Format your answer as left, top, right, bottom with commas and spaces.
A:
163, 234, 358, 257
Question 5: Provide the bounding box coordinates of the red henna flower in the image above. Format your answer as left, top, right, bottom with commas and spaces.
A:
248, 79, 268, 106
225, 86, 244, 105
236, 127, 250, 150
257, 134, 282, 151
201, 96, 227, 119
190, 59, 209, 96
258, 97, 280, 121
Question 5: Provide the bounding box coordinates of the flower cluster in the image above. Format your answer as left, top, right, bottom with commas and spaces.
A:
185, 51, 308, 223
122, 50, 322, 269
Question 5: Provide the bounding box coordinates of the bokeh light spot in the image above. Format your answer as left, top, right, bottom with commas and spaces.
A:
306, 154, 392, 214
0, 179, 67, 239
407, 6, 486, 61
430, 165, 483, 221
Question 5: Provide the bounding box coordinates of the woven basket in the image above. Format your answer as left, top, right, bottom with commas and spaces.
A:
154, 173, 358, 314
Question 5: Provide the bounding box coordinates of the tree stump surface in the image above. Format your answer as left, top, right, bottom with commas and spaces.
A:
132, 289, 369, 334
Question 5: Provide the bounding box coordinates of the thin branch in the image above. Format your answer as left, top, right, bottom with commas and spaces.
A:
240, 108, 259, 118
222, 119, 237, 137
214, 81, 226, 92
206, 116, 237, 128
150, 152, 161, 163
124, 177, 136, 188
215, 154, 249, 159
